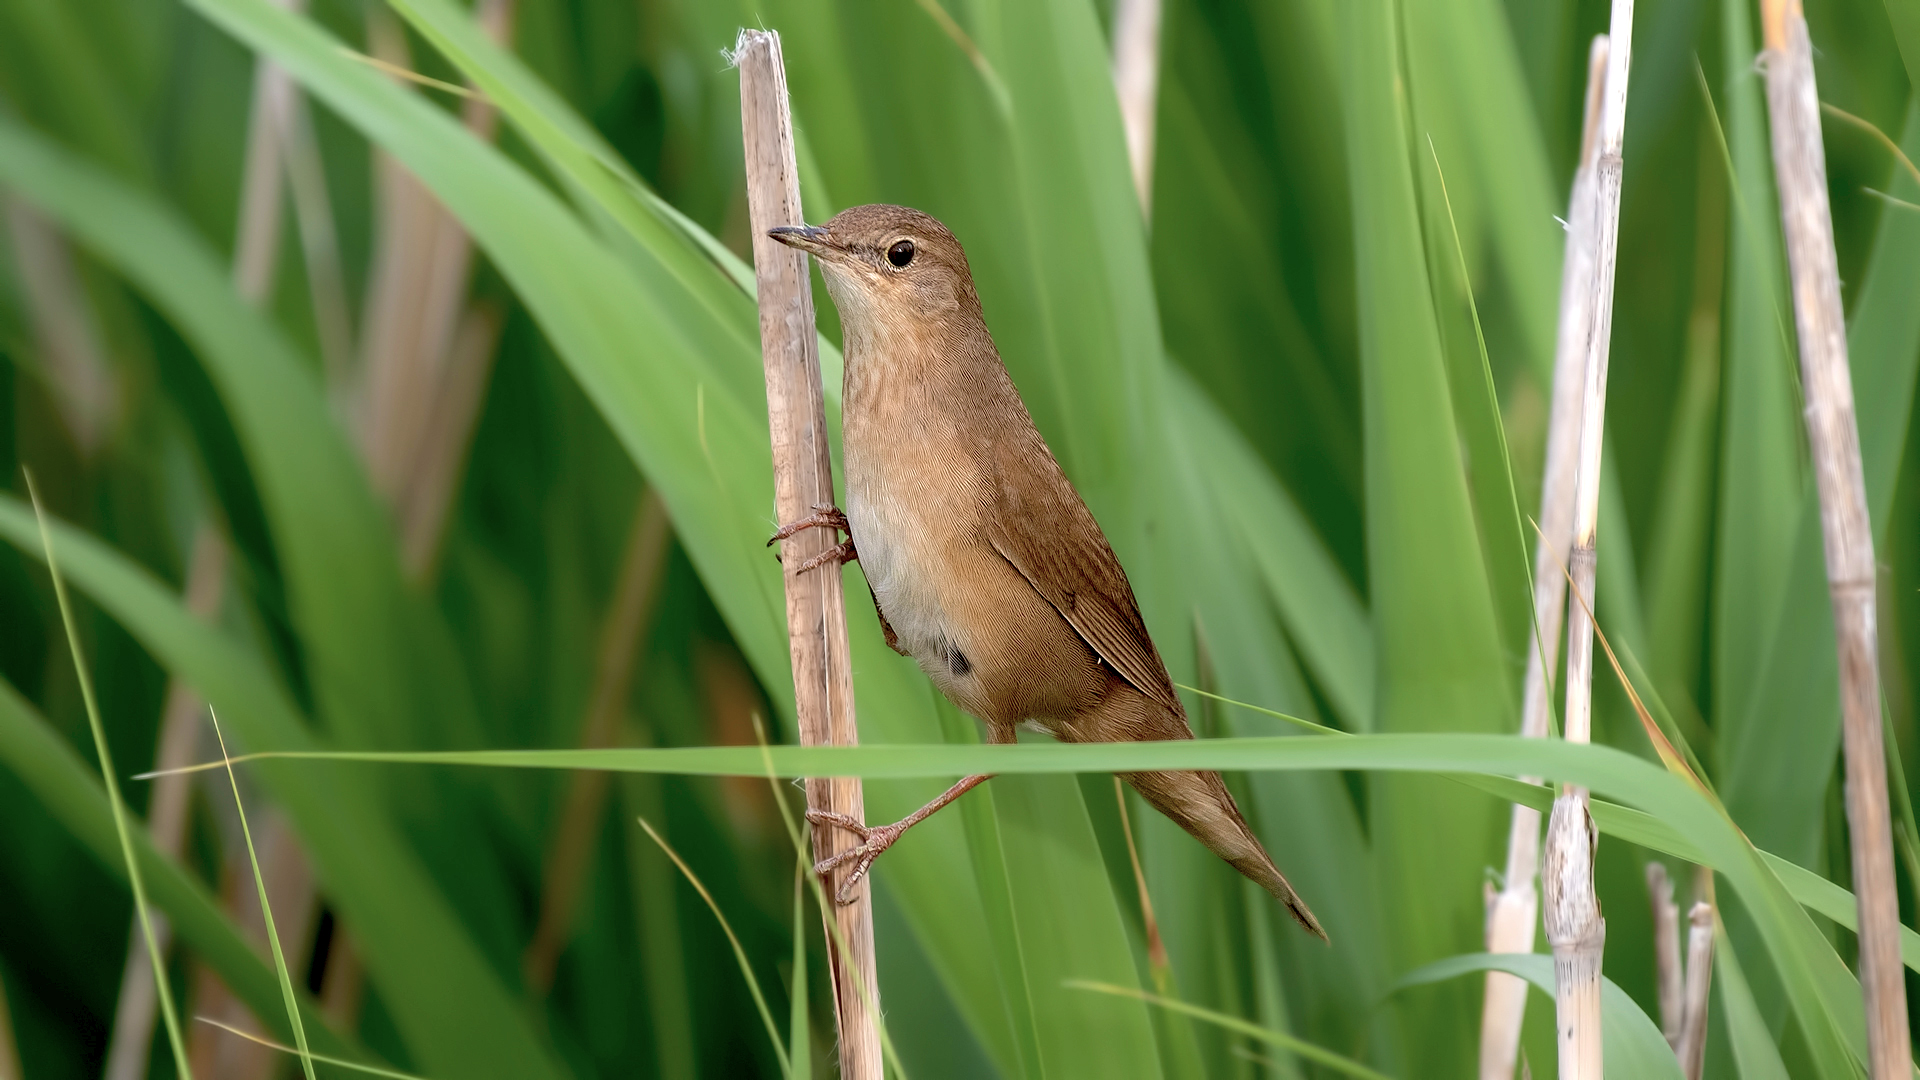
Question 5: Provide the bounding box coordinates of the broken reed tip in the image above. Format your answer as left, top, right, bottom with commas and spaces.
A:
725, 27, 776, 70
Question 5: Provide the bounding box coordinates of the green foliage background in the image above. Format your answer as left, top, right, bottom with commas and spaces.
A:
0, 0, 1915, 1076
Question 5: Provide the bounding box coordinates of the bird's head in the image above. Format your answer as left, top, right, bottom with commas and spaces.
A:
768, 204, 979, 340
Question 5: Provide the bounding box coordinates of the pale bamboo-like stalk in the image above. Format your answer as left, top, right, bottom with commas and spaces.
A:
3, 200, 118, 457
1760, 4, 1912, 1075
232, 22, 295, 306
1646, 862, 1684, 1047
734, 29, 883, 1080
1544, 1, 1634, 1075
1110, 0, 1162, 215
1674, 901, 1714, 1078
357, 0, 513, 582
1478, 37, 1608, 1080
523, 490, 671, 994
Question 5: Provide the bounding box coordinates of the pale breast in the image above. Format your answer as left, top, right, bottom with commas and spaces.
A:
844, 433, 976, 671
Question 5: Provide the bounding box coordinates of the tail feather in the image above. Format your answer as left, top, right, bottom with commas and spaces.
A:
1120, 767, 1327, 941
1059, 676, 1326, 939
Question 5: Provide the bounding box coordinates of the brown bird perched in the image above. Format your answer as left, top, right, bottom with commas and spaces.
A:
768, 204, 1325, 940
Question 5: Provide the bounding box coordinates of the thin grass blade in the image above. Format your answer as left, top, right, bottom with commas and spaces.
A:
25, 472, 193, 1080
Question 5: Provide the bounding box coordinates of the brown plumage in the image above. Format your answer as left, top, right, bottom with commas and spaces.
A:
768, 204, 1324, 940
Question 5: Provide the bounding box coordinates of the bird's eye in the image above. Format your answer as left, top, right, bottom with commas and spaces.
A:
887, 240, 915, 268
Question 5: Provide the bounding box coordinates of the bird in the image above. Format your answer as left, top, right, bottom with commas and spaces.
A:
767, 204, 1325, 940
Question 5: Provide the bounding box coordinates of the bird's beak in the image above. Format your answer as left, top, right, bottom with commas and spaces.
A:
767, 225, 839, 258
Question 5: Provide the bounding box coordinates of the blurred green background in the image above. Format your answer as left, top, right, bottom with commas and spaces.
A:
0, 0, 1915, 1076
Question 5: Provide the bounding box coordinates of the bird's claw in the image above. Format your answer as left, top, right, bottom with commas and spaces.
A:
767, 504, 849, 546
793, 539, 857, 573
807, 808, 902, 905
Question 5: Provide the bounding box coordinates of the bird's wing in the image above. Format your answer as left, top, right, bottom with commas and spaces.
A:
985, 445, 1182, 714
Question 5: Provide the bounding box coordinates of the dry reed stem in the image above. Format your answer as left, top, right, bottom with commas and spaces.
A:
186, 814, 318, 1080
233, 19, 295, 306
734, 29, 883, 1080
396, 302, 502, 577
357, 0, 512, 581
280, 93, 354, 390
317, 931, 363, 1029
1478, 35, 1608, 1080
102, 529, 227, 1080
0, 970, 18, 1080
1759, 3, 1912, 1074
1675, 901, 1714, 1078
3, 199, 119, 457
1645, 862, 1684, 1048
1544, 2, 1634, 1076
523, 490, 671, 994
1110, 0, 1162, 215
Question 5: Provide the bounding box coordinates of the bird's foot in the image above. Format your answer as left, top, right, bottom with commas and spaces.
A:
806, 809, 906, 905
804, 775, 994, 903
767, 504, 848, 546
793, 539, 857, 573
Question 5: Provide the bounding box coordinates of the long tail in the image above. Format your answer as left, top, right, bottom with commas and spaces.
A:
1122, 767, 1327, 941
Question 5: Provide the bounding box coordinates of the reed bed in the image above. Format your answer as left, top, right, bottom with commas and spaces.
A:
0, 0, 1916, 1077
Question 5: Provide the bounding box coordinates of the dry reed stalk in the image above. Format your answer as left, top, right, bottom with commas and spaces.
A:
3, 199, 119, 457
1760, 3, 1912, 1074
1477, 36, 1608, 1080
0, 969, 18, 1080
1110, 0, 1162, 215
395, 301, 502, 577
232, 42, 293, 303
523, 490, 671, 994
317, 930, 363, 1029
356, 0, 512, 580
1674, 900, 1714, 1077
101, 529, 227, 1080
234, 0, 352, 386
1543, 2, 1635, 1075
280, 93, 354, 390
186, 813, 318, 1079
734, 29, 882, 1080
1646, 862, 1683, 1047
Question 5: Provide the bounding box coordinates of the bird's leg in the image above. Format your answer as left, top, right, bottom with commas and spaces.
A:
769, 503, 857, 574
793, 539, 857, 574
767, 503, 848, 545
808, 773, 994, 904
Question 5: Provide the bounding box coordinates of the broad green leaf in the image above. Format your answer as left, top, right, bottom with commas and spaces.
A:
1402, 0, 1561, 388
0, 678, 358, 1061
144, 725, 1878, 1073
1395, 953, 1683, 1079
1716, 922, 1794, 1080
0, 99, 539, 1000
0, 499, 565, 1079
1338, 0, 1514, 1069
1709, 0, 1815, 864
